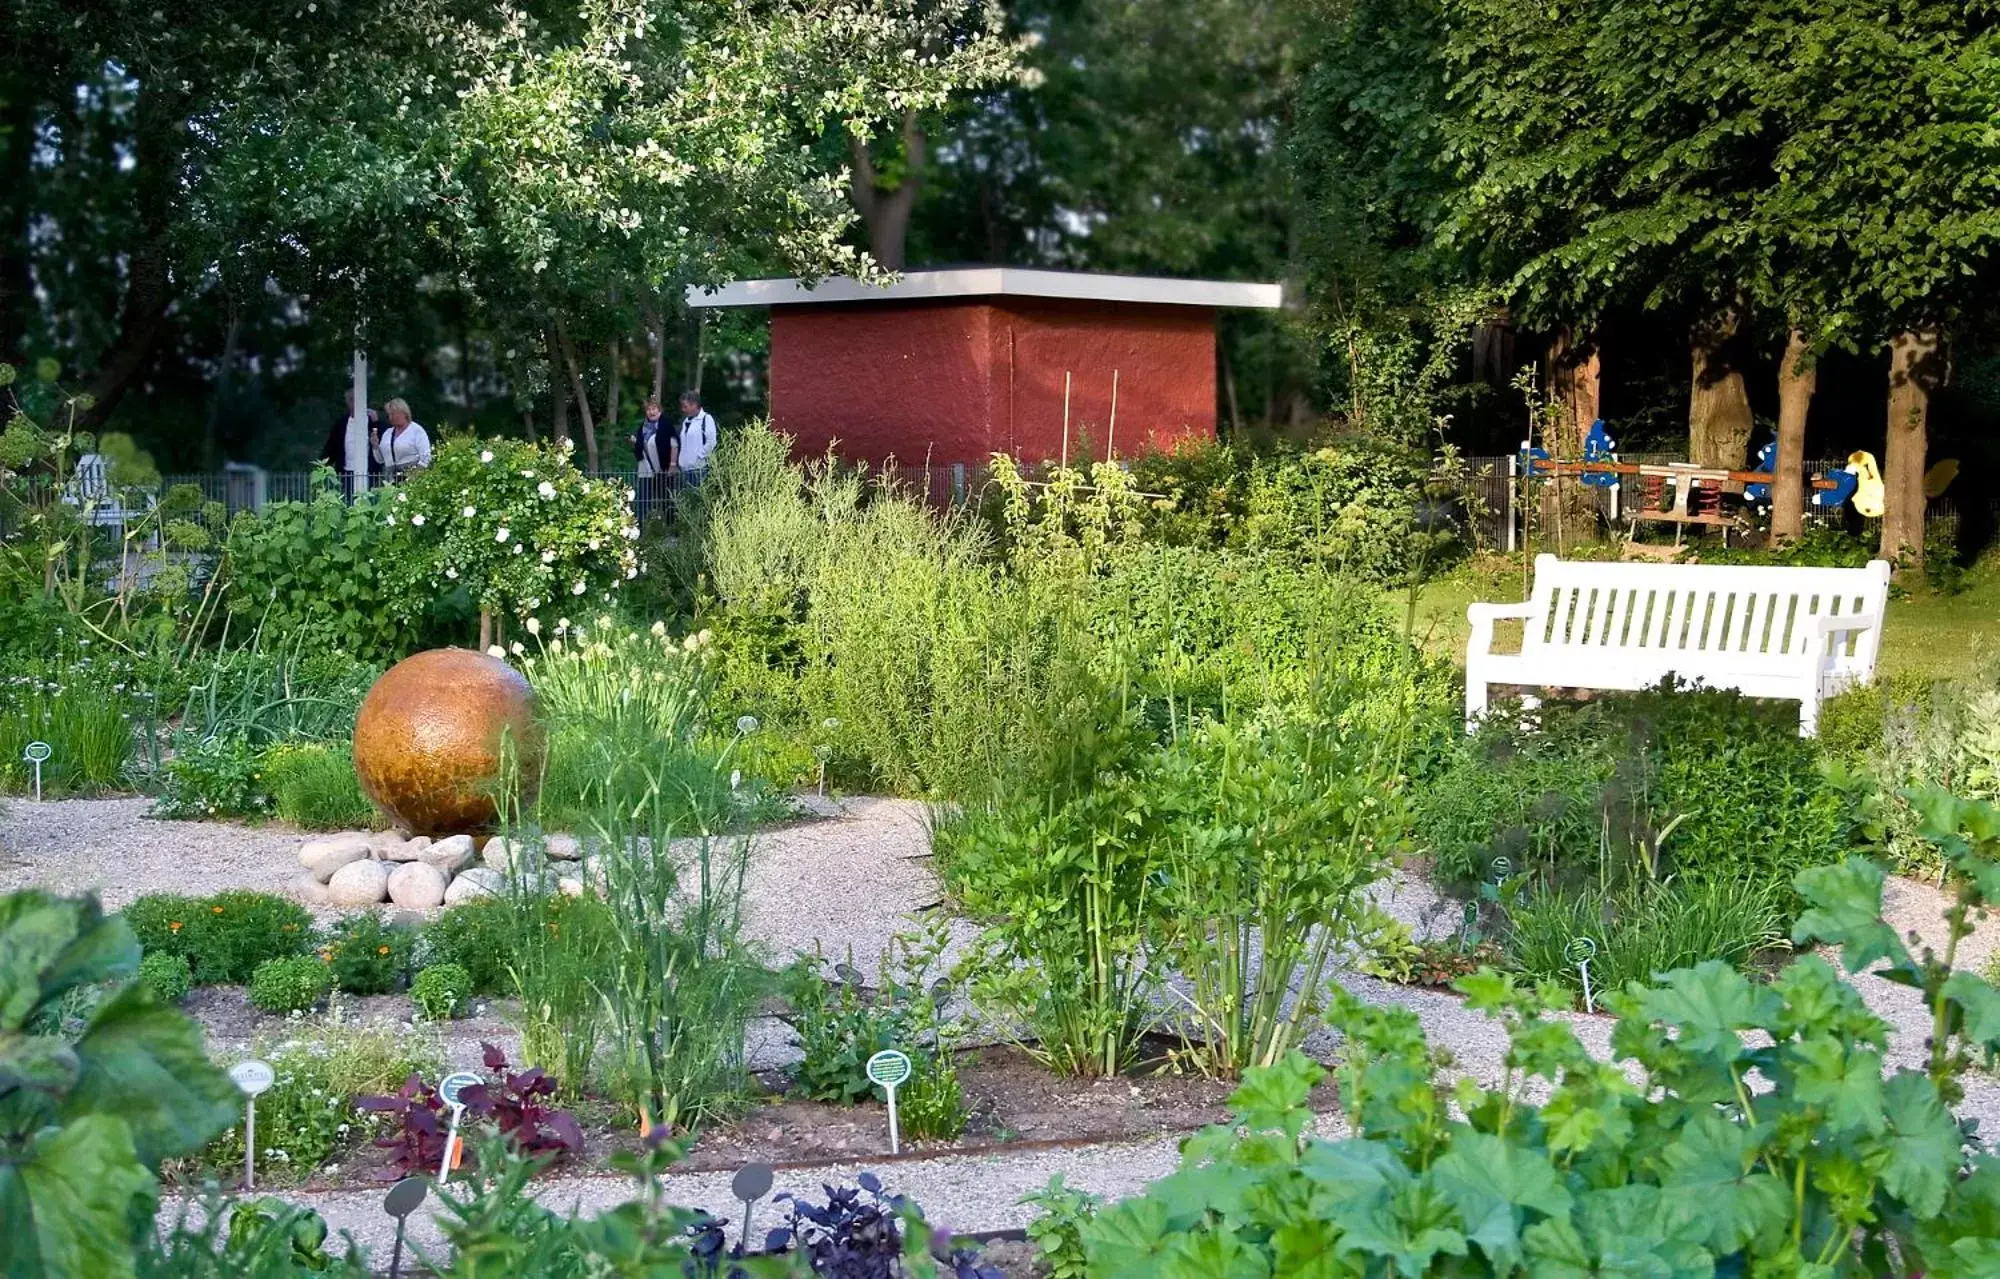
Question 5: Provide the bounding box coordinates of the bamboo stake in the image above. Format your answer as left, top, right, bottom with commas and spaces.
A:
1106, 369, 1119, 461
1061, 371, 1072, 469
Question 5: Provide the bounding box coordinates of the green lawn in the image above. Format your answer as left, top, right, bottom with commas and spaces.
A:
1401, 552, 2000, 683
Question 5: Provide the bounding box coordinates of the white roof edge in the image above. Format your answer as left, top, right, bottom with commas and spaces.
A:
686, 267, 1283, 310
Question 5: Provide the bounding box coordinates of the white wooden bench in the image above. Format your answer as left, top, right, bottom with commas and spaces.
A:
1466, 554, 1890, 736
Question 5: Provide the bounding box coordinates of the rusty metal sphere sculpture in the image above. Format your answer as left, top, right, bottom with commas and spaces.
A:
352, 648, 544, 835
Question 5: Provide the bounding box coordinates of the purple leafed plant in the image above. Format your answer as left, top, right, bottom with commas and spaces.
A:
355, 1041, 582, 1179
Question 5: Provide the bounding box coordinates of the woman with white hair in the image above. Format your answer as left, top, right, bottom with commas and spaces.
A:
370, 398, 432, 481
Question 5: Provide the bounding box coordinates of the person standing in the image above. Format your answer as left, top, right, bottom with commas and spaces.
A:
629, 395, 677, 524
322, 390, 381, 496
371, 398, 432, 483
676, 390, 717, 488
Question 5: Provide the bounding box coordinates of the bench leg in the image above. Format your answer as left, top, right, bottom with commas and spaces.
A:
1798, 694, 1820, 738
1465, 675, 1489, 733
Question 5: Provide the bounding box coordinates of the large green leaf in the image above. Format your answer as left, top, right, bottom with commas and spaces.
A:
1428, 1130, 1572, 1274
1791, 859, 1914, 978
0, 895, 137, 1032
1941, 972, 2000, 1052
1786, 1036, 1885, 1137
1636, 962, 1779, 1064
64, 984, 238, 1167
1658, 1113, 1789, 1254
1082, 1196, 1179, 1279
0, 1115, 155, 1279
1877, 1071, 1963, 1218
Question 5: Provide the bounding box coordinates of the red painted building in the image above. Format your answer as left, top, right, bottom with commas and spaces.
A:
690, 268, 1283, 467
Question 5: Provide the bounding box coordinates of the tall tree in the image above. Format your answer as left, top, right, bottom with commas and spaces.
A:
1751, 0, 2000, 571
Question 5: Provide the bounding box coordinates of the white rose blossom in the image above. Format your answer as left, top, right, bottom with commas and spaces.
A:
495, 528, 510, 543
541, 549, 555, 563
463, 505, 477, 518
572, 581, 587, 595
480, 450, 494, 463
410, 513, 425, 526
538, 481, 556, 499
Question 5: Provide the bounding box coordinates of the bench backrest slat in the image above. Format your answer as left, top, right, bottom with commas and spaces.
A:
1519, 555, 1889, 676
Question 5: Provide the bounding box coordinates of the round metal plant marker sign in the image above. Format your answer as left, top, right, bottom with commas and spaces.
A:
865, 1050, 912, 1089
229, 1060, 275, 1096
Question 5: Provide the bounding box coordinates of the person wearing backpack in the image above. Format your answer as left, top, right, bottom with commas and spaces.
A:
675, 390, 717, 489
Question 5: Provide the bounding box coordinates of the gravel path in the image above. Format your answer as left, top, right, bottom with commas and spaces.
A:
11, 795, 1997, 1260
0, 797, 309, 910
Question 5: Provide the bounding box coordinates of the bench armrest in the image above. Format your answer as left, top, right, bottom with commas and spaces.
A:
1467, 601, 1538, 625
1807, 610, 1882, 637
1467, 601, 1538, 659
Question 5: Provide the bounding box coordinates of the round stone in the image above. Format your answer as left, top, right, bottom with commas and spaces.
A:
421, 834, 478, 874
443, 866, 504, 905
299, 833, 372, 883
352, 649, 545, 836
387, 861, 449, 909
326, 859, 391, 907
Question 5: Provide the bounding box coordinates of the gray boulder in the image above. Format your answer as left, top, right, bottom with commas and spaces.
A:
326, 858, 391, 906
387, 861, 449, 909
298, 833, 372, 883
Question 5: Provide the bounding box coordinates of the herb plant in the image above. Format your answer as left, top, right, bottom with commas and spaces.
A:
248, 955, 332, 1015
325, 913, 413, 995
126, 890, 315, 984
411, 963, 472, 1020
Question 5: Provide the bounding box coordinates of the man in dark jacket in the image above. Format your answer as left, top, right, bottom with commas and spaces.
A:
321, 390, 382, 496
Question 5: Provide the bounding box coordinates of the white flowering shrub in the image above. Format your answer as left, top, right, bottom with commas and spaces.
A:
384, 436, 639, 632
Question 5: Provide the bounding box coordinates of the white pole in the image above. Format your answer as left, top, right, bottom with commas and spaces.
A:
885, 1083, 900, 1156
244, 1097, 256, 1190
438, 1104, 463, 1183
347, 349, 370, 495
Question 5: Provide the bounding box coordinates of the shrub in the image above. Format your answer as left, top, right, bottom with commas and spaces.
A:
150, 734, 273, 821
1022, 1176, 1099, 1279
1416, 683, 1850, 902
126, 889, 314, 985
221, 478, 408, 662
249, 955, 333, 1014
358, 1042, 582, 1178
137, 952, 193, 1005
194, 1017, 443, 1185
265, 742, 375, 831
380, 435, 639, 636
324, 913, 413, 996
418, 898, 516, 996
410, 963, 472, 1021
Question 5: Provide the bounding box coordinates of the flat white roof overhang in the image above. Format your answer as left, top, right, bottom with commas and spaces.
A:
688, 267, 1283, 310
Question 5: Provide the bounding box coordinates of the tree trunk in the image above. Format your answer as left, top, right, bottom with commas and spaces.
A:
203, 310, 243, 471
1883, 328, 1940, 572
553, 315, 601, 472
546, 330, 571, 448
645, 299, 667, 403
0, 76, 40, 362
848, 110, 926, 271
1771, 330, 1815, 545
1688, 306, 1755, 469
78, 80, 188, 431
604, 337, 621, 436
1548, 326, 1600, 456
